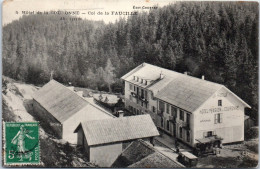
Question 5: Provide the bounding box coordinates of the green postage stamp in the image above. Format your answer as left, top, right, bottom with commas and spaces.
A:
4, 122, 40, 165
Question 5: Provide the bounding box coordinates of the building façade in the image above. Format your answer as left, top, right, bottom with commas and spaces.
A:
121, 63, 251, 147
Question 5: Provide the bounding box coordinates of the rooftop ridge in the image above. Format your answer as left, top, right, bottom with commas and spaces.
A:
142, 62, 223, 87
51, 79, 115, 117
50, 79, 91, 104
82, 114, 150, 124
121, 63, 145, 80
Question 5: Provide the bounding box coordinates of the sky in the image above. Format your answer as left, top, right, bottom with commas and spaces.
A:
2, 0, 173, 25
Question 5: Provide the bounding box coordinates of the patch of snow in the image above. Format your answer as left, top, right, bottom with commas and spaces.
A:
51, 138, 67, 145
3, 91, 35, 122
14, 83, 37, 100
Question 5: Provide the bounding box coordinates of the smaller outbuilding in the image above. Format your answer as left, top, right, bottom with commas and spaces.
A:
74, 114, 159, 167
32, 80, 114, 144
111, 139, 184, 168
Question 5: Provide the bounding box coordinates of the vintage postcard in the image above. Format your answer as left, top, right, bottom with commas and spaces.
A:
2, 0, 259, 168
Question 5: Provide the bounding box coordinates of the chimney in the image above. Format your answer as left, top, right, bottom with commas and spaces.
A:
184, 71, 188, 75
160, 72, 164, 79
117, 110, 124, 117
202, 75, 205, 80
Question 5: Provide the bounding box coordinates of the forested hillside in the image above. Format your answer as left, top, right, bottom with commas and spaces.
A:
2, 2, 258, 121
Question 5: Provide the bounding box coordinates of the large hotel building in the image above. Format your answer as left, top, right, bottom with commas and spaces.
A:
121, 63, 250, 147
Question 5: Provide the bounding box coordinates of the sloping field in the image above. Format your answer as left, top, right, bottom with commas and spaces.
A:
2, 78, 96, 167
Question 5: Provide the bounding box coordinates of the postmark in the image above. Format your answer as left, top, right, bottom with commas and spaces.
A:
4, 122, 40, 165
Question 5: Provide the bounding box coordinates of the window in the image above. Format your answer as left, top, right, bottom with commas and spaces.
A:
161, 117, 164, 127
187, 131, 190, 142
129, 95, 132, 101
166, 120, 170, 131
129, 84, 133, 90
159, 101, 165, 112
186, 113, 190, 124
173, 123, 176, 137
141, 79, 143, 83
218, 100, 222, 106
134, 86, 136, 92
203, 131, 215, 138
214, 113, 223, 124
145, 80, 148, 85
179, 127, 183, 138
152, 106, 156, 113
144, 90, 148, 99
207, 131, 213, 137
171, 106, 177, 117
166, 104, 169, 114
180, 110, 184, 121
141, 89, 144, 98
145, 103, 148, 109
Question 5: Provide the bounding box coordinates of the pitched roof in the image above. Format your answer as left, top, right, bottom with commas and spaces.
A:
155, 75, 222, 112
32, 80, 89, 123
32, 80, 114, 123
111, 139, 155, 167
76, 114, 159, 146
111, 140, 184, 168
121, 63, 250, 112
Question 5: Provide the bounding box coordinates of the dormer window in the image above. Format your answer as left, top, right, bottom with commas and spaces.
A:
137, 77, 139, 82
145, 80, 148, 85
133, 76, 136, 80
141, 79, 143, 83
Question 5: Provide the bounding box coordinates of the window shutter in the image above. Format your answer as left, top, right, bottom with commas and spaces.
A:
214, 114, 217, 124
203, 132, 207, 138
220, 113, 223, 123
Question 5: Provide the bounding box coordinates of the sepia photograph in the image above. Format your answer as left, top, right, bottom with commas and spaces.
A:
1, 0, 259, 167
